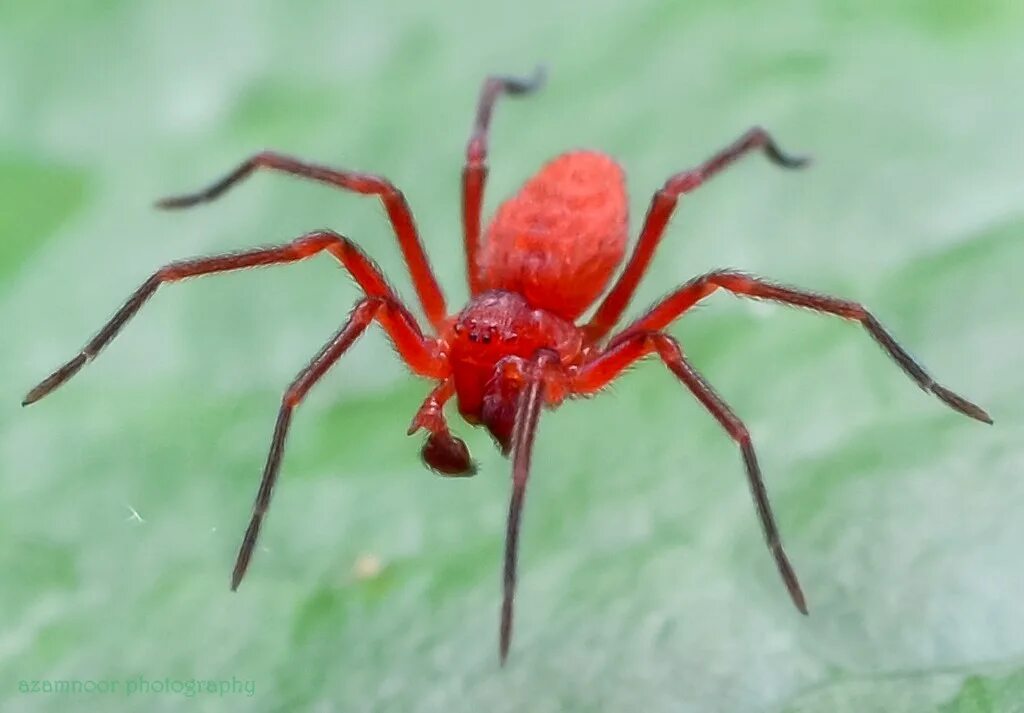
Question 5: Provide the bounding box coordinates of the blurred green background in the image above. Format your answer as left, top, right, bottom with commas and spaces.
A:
2, 1, 1023, 711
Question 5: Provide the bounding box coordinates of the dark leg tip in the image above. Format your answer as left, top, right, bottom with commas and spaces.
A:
784, 573, 809, 615
793, 590, 810, 616
499, 598, 514, 665
155, 195, 198, 210
23, 353, 88, 406
504, 64, 547, 95
767, 144, 811, 170
786, 154, 812, 170
931, 384, 993, 424
749, 127, 811, 170
772, 543, 809, 615
23, 379, 56, 406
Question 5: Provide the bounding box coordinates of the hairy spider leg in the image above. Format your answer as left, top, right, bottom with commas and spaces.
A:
571, 331, 807, 614
499, 349, 560, 664
462, 66, 547, 296
232, 296, 431, 588
584, 127, 808, 342
156, 151, 449, 331
23, 229, 444, 402
21, 229, 447, 584
614, 270, 992, 423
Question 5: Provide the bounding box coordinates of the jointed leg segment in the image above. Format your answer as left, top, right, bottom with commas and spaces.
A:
233, 298, 383, 589
462, 66, 547, 295
22, 227, 448, 588
156, 151, 448, 330
23, 230, 445, 406
573, 331, 808, 614
616, 270, 992, 423
500, 349, 558, 664
585, 127, 808, 341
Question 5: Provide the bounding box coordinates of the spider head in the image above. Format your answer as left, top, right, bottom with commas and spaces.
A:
449, 292, 526, 363
447, 291, 578, 455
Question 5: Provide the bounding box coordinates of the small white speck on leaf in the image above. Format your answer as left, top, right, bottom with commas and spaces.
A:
353, 554, 383, 580
124, 504, 145, 524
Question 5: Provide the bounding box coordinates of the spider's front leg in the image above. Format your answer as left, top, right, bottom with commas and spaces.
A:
408, 378, 476, 476
488, 351, 565, 663
21, 228, 450, 588
22, 230, 437, 405
232, 293, 447, 589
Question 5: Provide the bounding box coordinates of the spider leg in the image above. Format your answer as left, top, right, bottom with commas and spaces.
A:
462, 66, 547, 295
612, 270, 991, 423
156, 152, 448, 330
584, 128, 808, 341
23, 230, 445, 405
408, 378, 476, 476
233, 297, 385, 589
499, 349, 559, 664
572, 331, 808, 615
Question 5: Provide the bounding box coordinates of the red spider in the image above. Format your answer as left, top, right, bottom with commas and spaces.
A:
24, 68, 991, 663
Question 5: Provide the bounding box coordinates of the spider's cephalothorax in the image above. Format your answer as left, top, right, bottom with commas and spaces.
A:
446, 289, 579, 454
25, 67, 992, 664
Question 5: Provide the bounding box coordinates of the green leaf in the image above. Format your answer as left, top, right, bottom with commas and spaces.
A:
3, 1, 1022, 712
940, 672, 1024, 713
0, 156, 90, 282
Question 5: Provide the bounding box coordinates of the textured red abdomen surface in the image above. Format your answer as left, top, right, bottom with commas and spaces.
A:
477, 151, 628, 320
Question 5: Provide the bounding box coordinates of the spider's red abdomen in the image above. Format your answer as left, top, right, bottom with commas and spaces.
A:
477, 150, 628, 320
